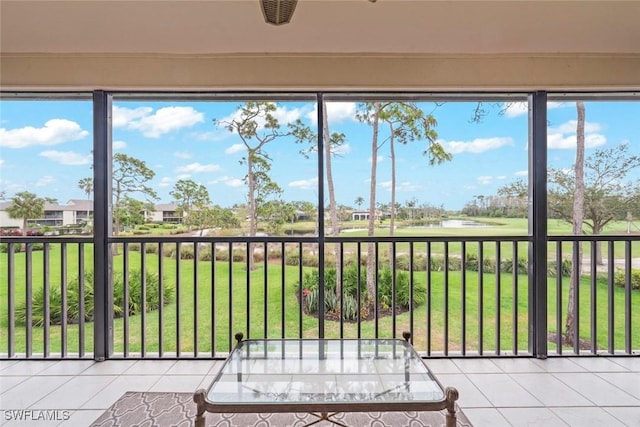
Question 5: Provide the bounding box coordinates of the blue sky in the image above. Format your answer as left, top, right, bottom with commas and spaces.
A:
1, 97, 638, 211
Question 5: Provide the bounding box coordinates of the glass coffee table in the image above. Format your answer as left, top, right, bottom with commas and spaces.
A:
194, 332, 459, 427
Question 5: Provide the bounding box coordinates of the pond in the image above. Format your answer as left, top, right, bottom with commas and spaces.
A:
410, 219, 492, 228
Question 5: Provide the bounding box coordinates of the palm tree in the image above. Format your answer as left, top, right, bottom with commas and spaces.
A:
7, 191, 45, 249
354, 196, 365, 210
78, 177, 93, 200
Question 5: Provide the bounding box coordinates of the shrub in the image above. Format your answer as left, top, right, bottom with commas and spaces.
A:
301, 264, 425, 321
613, 269, 640, 291
547, 259, 572, 277
113, 270, 174, 316
500, 257, 528, 275
144, 243, 159, 254
16, 270, 173, 326
284, 249, 300, 266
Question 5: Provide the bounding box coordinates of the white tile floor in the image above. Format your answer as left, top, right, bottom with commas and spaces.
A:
0, 357, 639, 426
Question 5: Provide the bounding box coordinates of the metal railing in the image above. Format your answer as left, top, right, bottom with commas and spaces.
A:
1, 234, 638, 359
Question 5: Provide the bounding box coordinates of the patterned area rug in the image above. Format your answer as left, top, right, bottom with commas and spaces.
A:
91, 392, 472, 427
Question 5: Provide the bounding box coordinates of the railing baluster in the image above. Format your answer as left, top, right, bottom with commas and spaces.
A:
624, 240, 632, 354
461, 241, 466, 356
227, 242, 232, 350
426, 241, 431, 356
356, 243, 362, 339
444, 241, 449, 356
210, 242, 216, 357
8, 243, 15, 358
141, 243, 147, 358
78, 246, 85, 358
159, 242, 164, 358
409, 242, 414, 344
495, 241, 501, 355
556, 242, 562, 354
590, 240, 597, 354
193, 242, 198, 357
608, 241, 615, 354
176, 242, 181, 358
391, 241, 396, 339
263, 242, 268, 339
43, 243, 50, 357
61, 243, 67, 358
246, 243, 250, 338
512, 241, 518, 355
374, 241, 379, 340
573, 240, 580, 355
25, 244, 32, 357
297, 243, 303, 339
478, 241, 484, 356
123, 243, 129, 358
280, 242, 285, 339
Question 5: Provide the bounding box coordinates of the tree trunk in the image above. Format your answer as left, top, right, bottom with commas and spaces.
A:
389, 137, 396, 237
323, 103, 341, 295
564, 101, 585, 346
247, 155, 256, 271
389, 135, 396, 263
366, 103, 381, 310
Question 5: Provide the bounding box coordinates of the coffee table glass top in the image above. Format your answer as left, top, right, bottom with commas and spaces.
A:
206, 338, 445, 405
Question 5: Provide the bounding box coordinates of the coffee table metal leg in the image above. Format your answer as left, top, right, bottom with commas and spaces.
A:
444, 386, 459, 427
193, 389, 207, 427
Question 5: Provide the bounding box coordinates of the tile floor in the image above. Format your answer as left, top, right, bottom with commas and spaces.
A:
0, 357, 639, 426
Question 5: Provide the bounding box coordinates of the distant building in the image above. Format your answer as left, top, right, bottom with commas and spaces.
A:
145, 204, 182, 223
0, 200, 182, 229
350, 210, 390, 221
0, 199, 93, 229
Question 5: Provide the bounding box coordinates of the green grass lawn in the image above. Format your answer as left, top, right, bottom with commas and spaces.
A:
1, 238, 638, 356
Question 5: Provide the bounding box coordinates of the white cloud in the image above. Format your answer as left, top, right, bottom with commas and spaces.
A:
497, 175, 506, 180
225, 144, 246, 155
306, 102, 357, 125
0, 119, 89, 149
521, 118, 607, 151
549, 120, 603, 135
112, 106, 204, 138
504, 102, 529, 118
210, 175, 245, 188
173, 151, 192, 159
368, 155, 384, 164
158, 177, 173, 187
112, 140, 127, 150
40, 150, 92, 165
224, 178, 244, 187
289, 177, 318, 190
380, 180, 422, 192
504, 101, 569, 118
36, 175, 56, 186
177, 173, 191, 180
440, 137, 513, 154
477, 176, 494, 185
112, 106, 153, 128
515, 170, 528, 176
175, 162, 221, 174
273, 105, 304, 124
190, 130, 228, 142
216, 104, 304, 134
333, 143, 351, 155
0, 159, 4, 168
226, 179, 244, 187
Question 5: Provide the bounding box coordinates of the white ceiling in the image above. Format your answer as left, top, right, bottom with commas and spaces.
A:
2, 0, 640, 55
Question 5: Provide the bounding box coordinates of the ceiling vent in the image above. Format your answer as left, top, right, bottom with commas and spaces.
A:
260, 0, 298, 25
